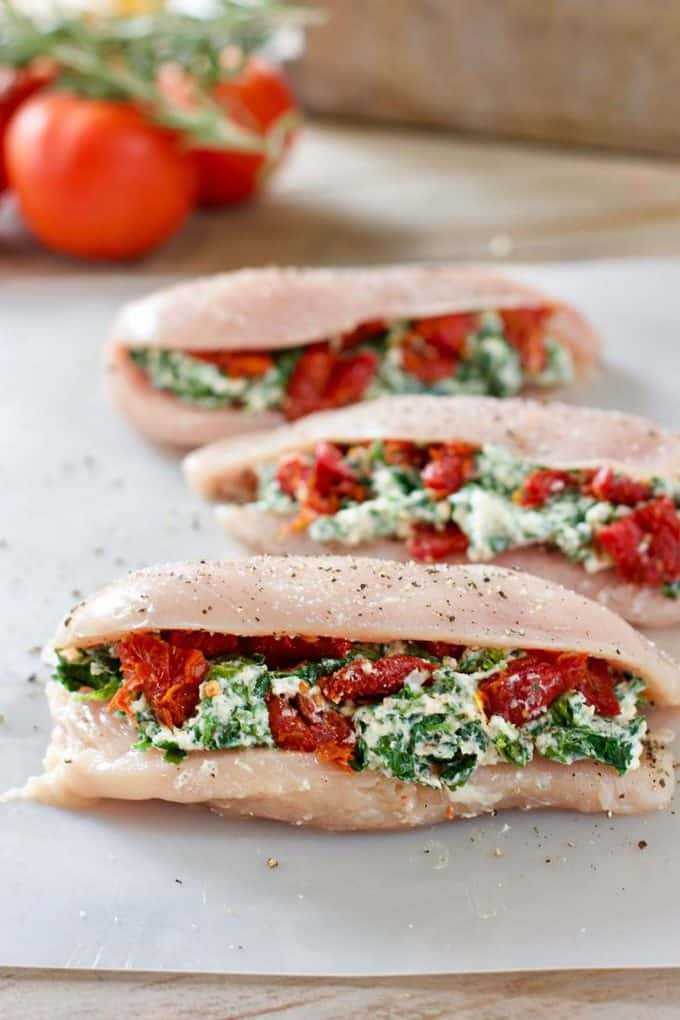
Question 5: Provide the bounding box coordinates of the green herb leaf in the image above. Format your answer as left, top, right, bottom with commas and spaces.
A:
160, 743, 186, 765
54, 648, 121, 698
0, 0, 318, 149
493, 730, 533, 767
456, 647, 509, 675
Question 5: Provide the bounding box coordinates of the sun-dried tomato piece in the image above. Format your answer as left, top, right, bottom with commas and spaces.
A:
319, 654, 435, 703
407, 522, 469, 563
499, 306, 552, 373
191, 350, 274, 378
285, 343, 337, 420
479, 653, 571, 726
558, 654, 621, 717
266, 693, 317, 751
313, 442, 360, 495
422, 442, 477, 495
415, 313, 476, 354
276, 452, 313, 499
519, 469, 577, 507
163, 630, 240, 658
246, 634, 353, 668
341, 319, 387, 348
422, 641, 463, 660
267, 692, 355, 767
284, 344, 377, 420
583, 466, 652, 507
112, 633, 207, 728
324, 350, 378, 408
382, 440, 428, 468
597, 496, 680, 586
479, 651, 621, 725
401, 331, 460, 384
282, 443, 367, 522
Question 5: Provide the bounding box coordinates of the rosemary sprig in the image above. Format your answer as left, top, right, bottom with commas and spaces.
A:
0, 0, 318, 150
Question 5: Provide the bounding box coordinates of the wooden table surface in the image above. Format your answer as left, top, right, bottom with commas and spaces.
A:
3, 119, 680, 1018
4, 118, 680, 274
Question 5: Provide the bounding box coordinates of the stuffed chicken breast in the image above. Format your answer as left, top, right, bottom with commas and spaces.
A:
13, 558, 677, 830
185, 397, 680, 627
107, 265, 599, 448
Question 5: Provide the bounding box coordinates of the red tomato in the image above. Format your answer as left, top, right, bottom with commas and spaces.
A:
193, 57, 297, 206
5, 93, 196, 259
0, 66, 51, 193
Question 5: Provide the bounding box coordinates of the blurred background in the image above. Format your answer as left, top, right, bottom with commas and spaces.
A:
3, 0, 680, 274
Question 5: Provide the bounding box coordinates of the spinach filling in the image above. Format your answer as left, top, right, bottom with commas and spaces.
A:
55, 643, 647, 785
532, 686, 647, 774
55, 646, 121, 702
129, 347, 301, 412
128, 313, 573, 409
258, 443, 680, 595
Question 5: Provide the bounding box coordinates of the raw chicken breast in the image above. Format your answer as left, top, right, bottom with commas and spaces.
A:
107, 266, 599, 447
14, 683, 674, 831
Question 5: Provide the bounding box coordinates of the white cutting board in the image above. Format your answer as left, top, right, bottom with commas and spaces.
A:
1, 261, 680, 975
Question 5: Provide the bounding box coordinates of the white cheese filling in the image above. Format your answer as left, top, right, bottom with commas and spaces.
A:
258, 443, 620, 570
132, 312, 574, 409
